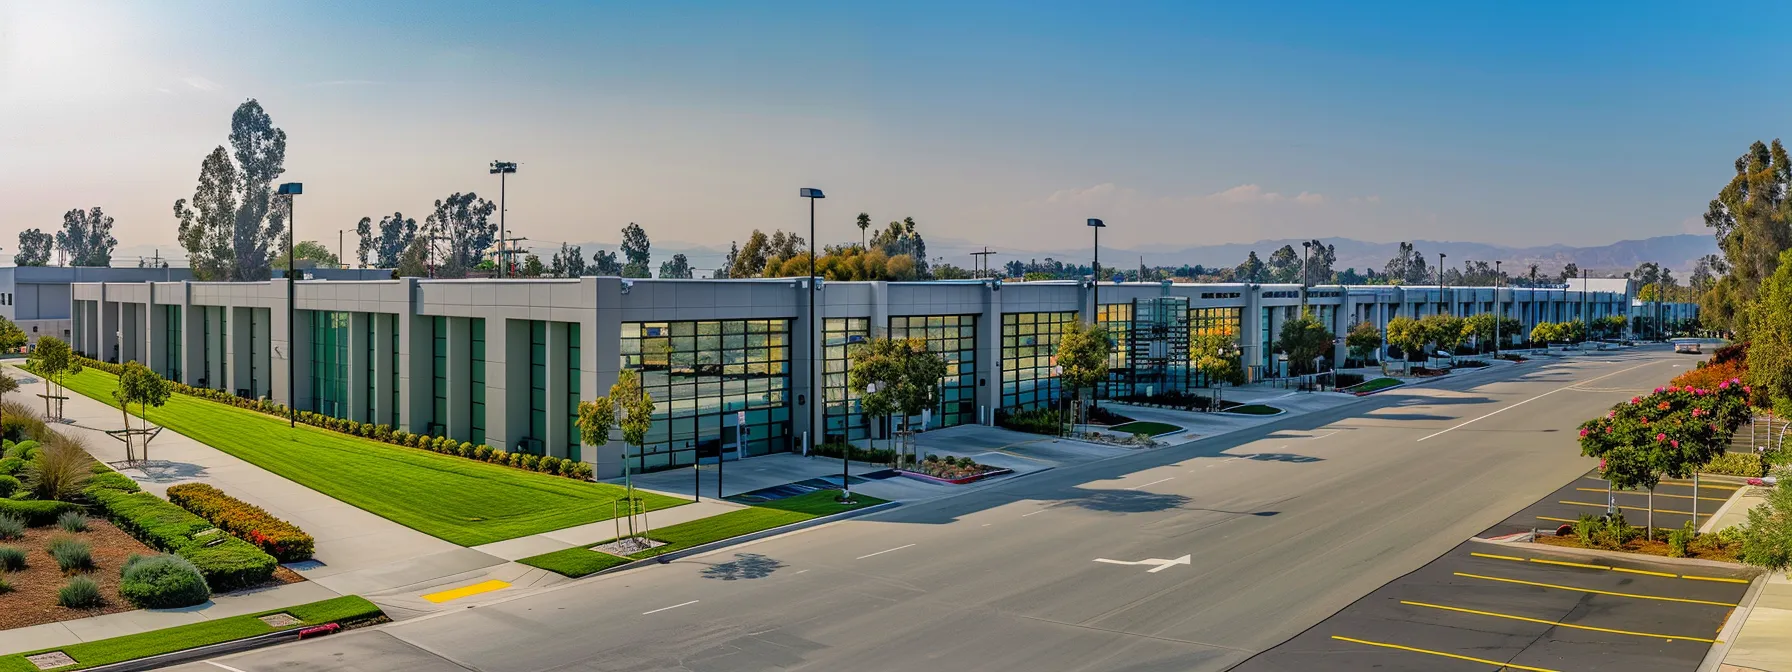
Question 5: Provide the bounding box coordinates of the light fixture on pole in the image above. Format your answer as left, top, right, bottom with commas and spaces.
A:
1494, 260, 1503, 357
277, 182, 304, 428
490, 161, 517, 278
1300, 240, 1312, 310
1087, 219, 1106, 315
799, 188, 839, 500
1438, 252, 1448, 315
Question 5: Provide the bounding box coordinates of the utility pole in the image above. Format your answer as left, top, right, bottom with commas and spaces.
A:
970, 247, 995, 279
490, 161, 518, 278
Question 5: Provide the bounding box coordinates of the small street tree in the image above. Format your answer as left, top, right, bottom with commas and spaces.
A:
1578, 380, 1751, 538
28, 336, 78, 420
114, 361, 171, 463
847, 337, 947, 466
612, 369, 655, 539
1418, 314, 1466, 359
895, 342, 947, 462
0, 317, 25, 355
1531, 321, 1560, 346
1057, 321, 1113, 430
1275, 314, 1334, 375
1385, 316, 1427, 367
1344, 321, 1381, 363
1191, 327, 1245, 406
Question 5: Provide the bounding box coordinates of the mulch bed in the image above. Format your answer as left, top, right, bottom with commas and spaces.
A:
1534, 532, 1743, 563
0, 518, 155, 630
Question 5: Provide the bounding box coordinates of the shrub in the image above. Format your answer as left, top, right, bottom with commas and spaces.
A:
3, 440, 40, 461
167, 483, 315, 562
0, 499, 80, 527
56, 510, 88, 533
570, 462, 594, 480
457, 442, 474, 458
508, 452, 525, 468
177, 537, 276, 591
118, 553, 211, 609
88, 489, 211, 551
48, 535, 93, 572
82, 471, 140, 497
1334, 372, 1367, 388
995, 407, 1064, 435
473, 444, 492, 461
0, 573, 9, 594
1668, 522, 1697, 558
812, 442, 898, 466
0, 474, 17, 499
57, 575, 102, 608
1703, 452, 1766, 478
540, 456, 562, 474
0, 457, 22, 476
0, 545, 24, 571
520, 454, 540, 470
489, 449, 508, 465
24, 436, 94, 501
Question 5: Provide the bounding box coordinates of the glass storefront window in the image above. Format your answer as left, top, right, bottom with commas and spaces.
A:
621, 319, 791, 472
823, 318, 870, 443
310, 311, 350, 419
888, 315, 976, 428
1001, 312, 1074, 411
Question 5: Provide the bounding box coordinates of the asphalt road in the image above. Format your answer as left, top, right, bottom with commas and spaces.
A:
172, 349, 1689, 672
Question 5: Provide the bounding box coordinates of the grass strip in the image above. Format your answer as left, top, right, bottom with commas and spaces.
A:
1348, 377, 1404, 393
517, 546, 632, 578
51, 367, 686, 546
0, 596, 381, 672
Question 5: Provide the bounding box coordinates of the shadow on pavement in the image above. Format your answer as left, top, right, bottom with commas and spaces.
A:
1054, 489, 1191, 514
699, 553, 787, 581
127, 459, 210, 483
1241, 453, 1323, 463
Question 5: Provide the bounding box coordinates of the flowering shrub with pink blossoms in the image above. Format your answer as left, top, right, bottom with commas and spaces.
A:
1577, 380, 1754, 492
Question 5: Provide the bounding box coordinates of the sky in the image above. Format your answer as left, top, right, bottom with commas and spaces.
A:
2, 0, 1787, 271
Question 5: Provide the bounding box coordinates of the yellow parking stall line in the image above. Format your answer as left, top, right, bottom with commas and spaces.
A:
1329, 636, 1562, 672
1611, 566, 1679, 578
1401, 600, 1720, 643
1470, 552, 1525, 563
1560, 500, 1702, 517
1528, 557, 1610, 571
1575, 488, 1727, 502
1682, 575, 1751, 584
421, 579, 511, 604
1537, 515, 1577, 523
1663, 481, 1740, 490
1454, 572, 1739, 607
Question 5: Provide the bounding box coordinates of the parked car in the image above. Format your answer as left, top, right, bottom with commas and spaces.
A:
1674, 341, 1702, 354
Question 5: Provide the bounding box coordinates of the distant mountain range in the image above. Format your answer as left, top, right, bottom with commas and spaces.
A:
934, 234, 1721, 277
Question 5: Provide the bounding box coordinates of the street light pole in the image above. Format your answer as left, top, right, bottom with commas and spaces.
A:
1087, 219, 1106, 318
1494, 260, 1502, 358
490, 161, 517, 278
277, 183, 303, 427
1300, 241, 1312, 311
1438, 252, 1448, 315
800, 188, 838, 499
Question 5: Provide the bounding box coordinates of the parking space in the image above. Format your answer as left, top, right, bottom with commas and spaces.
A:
1235, 542, 1752, 672
1481, 471, 1735, 539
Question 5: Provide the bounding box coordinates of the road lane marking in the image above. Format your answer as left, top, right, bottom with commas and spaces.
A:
1588, 476, 1740, 491
1611, 566, 1680, 578
1400, 600, 1720, 643
1559, 500, 1703, 517
1127, 477, 1175, 490
1683, 574, 1751, 584
1469, 552, 1526, 562
1092, 554, 1191, 573
1575, 487, 1727, 502
1417, 360, 1664, 441
1454, 572, 1739, 606
421, 579, 510, 604
856, 544, 915, 560
1329, 636, 1562, 672
1479, 551, 1742, 580
1536, 515, 1577, 523
642, 600, 698, 615
206, 663, 249, 672
1022, 510, 1048, 517
791, 569, 809, 575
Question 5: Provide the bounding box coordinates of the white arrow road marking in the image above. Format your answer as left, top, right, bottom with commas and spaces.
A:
1092, 554, 1192, 573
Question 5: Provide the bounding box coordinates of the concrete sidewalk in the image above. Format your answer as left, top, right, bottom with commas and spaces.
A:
1710, 486, 1792, 672
0, 581, 338, 657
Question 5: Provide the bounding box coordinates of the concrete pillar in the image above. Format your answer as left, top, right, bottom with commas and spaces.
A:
119, 303, 139, 364
347, 312, 371, 423
373, 313, 396, 427
545, 321, 570, 457
400, 311, 434, 435
99, 294, 119, 364
1241, 285, 1263, 379
976, 282, 1001, 424
226, 307, 252, 397
147, 302, 167, 377
484, 318, 521, 452
791, 278, 818, 454
592, 277, 625, 477
446, 316, 471, 442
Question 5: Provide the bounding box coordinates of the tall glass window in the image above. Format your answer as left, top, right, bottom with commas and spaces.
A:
431, 316, 447, 436
823, 318, 870, 443
621, 319, 791, 472
1096, 303, 1133, 399
888, 315, 976, 428
529, 320, 548, 448
470, 318, 486, 446
389, 317, 399, 427
1001, 312, 1074, 411
1190, 307, 1243, 387
567, 323, 581, 461
310, 311, 350, 418
163, 305, 181, 381
365, 316, 375, 423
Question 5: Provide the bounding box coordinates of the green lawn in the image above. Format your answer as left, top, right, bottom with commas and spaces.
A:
1224, 404, 1282, 415
55, 367, 686, 546
0, 596, 381, 672
1107, 421, 1181, 436
1348, 377, 1404, 394
519, 490, 890, 576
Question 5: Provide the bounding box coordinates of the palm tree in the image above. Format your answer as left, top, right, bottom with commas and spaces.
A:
856, 213, 871, 250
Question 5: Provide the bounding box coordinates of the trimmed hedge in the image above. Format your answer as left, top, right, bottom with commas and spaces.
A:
67, 355, 597, 482
176, 538, 277, 592
118, 554, 210, 609
82, 471, 140, 496
1702, 452, 1766, 478
0, 499, 81, 527
167, 483, 314, 562
85, 484, 276, 591
0, 457, 21, 476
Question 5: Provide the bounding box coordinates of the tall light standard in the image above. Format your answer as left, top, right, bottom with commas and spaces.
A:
799, 188, 837, 499
1494, 260, 1503, 357
1580, 268, 1589, 346
1087, 219, 1106, 314
277, 182, 303, 428
490, 161, 517, 278
1300, 240, 1312, 311
1438, 252, 1448, 315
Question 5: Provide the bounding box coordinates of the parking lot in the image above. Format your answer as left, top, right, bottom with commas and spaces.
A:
1483, 471, 1737, 538
1236, 473, 1757, 672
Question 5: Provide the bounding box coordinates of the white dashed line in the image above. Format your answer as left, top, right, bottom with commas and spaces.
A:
856, 544, 916, 560
642, 600, 699, 615
1127, 477, 1175, 490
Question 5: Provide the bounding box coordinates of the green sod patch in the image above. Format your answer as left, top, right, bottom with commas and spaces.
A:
519, 490, 891, 576
517, 546, 632, 578
0, 596, 381, 672
1224, 404, 1282, 415
1107, 421, 1181, 436
1348, 377, 1404, 393
55, 367, 686, 546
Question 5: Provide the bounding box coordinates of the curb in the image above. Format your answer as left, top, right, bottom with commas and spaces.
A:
590, 500, 903, 577
76, 623, 342, 672
1698, 484, 1755, 534
1699, 571, 1772, 672
895, 468, 1014, 485
1468, 535, 1760, 572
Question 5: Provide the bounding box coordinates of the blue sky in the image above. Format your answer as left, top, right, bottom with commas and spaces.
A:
1, 0, 1785, 269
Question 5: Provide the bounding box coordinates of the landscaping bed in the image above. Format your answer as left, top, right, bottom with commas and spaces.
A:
0, 595, 383, 672
1534, 531, 1742, 563
1107, 421, 1181, 436
899, 455, 1007, 484
1536, 514, 1744, 563
0, 518, 157, 631
53, 367, 686, 546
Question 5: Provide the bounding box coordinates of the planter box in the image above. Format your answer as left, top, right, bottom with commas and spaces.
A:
897, 467, 1014, 485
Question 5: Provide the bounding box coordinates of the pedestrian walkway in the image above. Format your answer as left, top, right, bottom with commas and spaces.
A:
0, 578, 336, 656
471, 498, 743, 561
1709, 485, 1792, 672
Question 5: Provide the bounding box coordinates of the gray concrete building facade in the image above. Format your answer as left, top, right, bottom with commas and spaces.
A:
70, 277, 1632, 478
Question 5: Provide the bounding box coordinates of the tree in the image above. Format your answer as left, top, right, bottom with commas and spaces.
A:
658, 253, 692, 279
847, 338, 947, 465
520, 254, 545, 278
1580, 381, 1750, 538
395, 236, 429, 278
856, 212, 871, 249
174, 100, 288, 281
1703, 140, 1792, 335
590, 249, 623, 276
620, 223, 652, 278
1266, 245, 1300, 283
1384, 242, 1429, 284
357, 212, 416, 269
611, 369, 656, 538
423, 193, 497, 278
1748, 249, 1792, 418
1057, 321, 1113, 428
55, 208, 117, 267
278, 240, 338, 270
1385, 316, 1427, 363
1465, 313, 1501, 352
1276, 314, 1334, 375
28, 336, 79, 420
1234, 251, 1266, 283
1558, 262, 1581, 284
1531, 321, 1561, 345
1191, 328, 1245, 391
1419, 314, 1467, 356
932, 263, 973, 280
14, 229, 51, 266
728, 230, 772, 279
551, 243, 586, 278
114, 361, 170, 462
0, 373, 15, 440
1345, 321, 1381, 362
1302, 240, 1337, 286
868, 218, 928, 276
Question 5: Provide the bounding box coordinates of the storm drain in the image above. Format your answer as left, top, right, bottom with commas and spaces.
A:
259, 612, 301, 627
25, 651, 75, 670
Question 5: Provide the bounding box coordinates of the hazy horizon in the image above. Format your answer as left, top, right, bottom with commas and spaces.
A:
5, 1, 1783, 260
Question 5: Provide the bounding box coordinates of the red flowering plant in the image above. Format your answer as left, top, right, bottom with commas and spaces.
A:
1577, 380, 1752, 537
